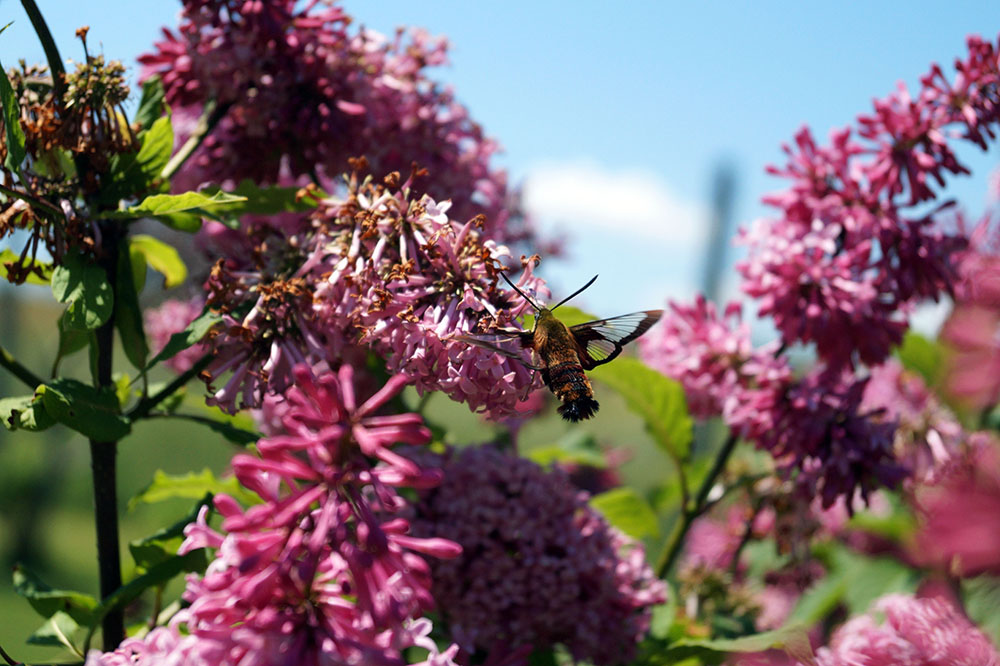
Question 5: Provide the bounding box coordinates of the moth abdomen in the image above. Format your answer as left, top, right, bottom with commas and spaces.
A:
546, 361, 600, 422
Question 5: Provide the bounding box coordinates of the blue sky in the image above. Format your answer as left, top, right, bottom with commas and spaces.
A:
3, 1, 999, 317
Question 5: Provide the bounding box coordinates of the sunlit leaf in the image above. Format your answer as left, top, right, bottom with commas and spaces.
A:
591, 357, 693, 460
590, 487, 660, 540
36, 378, 131, 441
130, 497, 211, 571
0, 55, 26, 171
130, 234, 187, 288
0, 249, 52, 285
26, 611, 81, 653
12, 564, 97, 625
50, 251, 114, 330
133, 75, 166, 132
129, 468, 251, 509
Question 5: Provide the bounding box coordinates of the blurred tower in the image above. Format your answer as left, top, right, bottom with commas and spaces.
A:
701, 161, 736, 303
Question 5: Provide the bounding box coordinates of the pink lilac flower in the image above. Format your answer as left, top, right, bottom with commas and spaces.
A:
750, 370, 905, 509
198, 171, 547, 417
639, 295, 790, 422
144, 296, 207, 373
811, 593, 1000, 665
738, 34, 1000, 372
913, 438, 1000, 576
940, 216, 1000, 408
90, 365, 461, 665
411, 445, 667, 666
137, 0, 534, 247
861, 359, 965, 482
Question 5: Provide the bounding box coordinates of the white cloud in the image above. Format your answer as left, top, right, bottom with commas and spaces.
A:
521, 160, 708, 245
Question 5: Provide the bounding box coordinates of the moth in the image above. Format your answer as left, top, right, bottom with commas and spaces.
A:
459, 273, 662, 421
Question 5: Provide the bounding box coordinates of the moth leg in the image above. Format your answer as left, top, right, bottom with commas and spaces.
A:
520, 370, 538, 402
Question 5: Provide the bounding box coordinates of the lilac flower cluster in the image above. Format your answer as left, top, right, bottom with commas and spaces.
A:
411, 445, 667, 666
740, 34, 1000, 373
810, 594, 1000, 665
138, 0, 532, 246
88, 365, 462, 665
198, 171, 546, 417
641, 299, 902, 506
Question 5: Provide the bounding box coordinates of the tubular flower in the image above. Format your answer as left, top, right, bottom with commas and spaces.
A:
138, 0, 534, 247
86, 365, 462, 665
194, 170, 547, 416
811, 594, 1000, 666
738, 35, 1000, 371
411, 445, 667, 666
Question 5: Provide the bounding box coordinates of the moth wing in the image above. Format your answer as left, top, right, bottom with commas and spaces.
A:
569, 310, 663, 370
453, 331, 541, 370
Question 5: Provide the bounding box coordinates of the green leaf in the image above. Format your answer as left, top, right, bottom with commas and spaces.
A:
26, 611, 81, 654
0, 248, 52, 284
0, 57, 26, 172
129, 468, 247, 510
130, 497, 211, 570
133, 75, 166, 132
590, 487, 660, 540
964, 576, 1000, 646
108, 190, 248, 220
12, 564, 97, 625
50, 251, 114, 330
52, 309, 92, 375
784, 570, 848, 627
36, 378, 131, 441
102, 115, 173, 203
201, 179, 319, 217
130, 234, 187, 288
896, 331, 945, 388
115, 246, 149, 370
186, 414, 261, 446
590, 357, 693, 461
145, 306, 220, 371
0, 395, 54, 431
668, 625, 813, 661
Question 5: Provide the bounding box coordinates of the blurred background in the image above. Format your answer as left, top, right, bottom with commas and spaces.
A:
1, 0, 999, 659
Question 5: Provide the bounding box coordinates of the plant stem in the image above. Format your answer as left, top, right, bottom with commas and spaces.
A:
19, 0, 66, 104
90, 222, 124, 650
128, 353, 213, 421
0, 344, 43, 389
159, 99, 227, 182
656, 431, 739, 578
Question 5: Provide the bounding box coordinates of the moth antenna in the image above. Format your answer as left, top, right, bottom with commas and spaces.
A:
500, 271, 542, 312
551, 274, 598, 311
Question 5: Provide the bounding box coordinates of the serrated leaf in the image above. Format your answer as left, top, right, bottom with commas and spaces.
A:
129, 468, 244, 510
590, 487, 660, 540
50, 252, 114, 330
0, 57, 26, 172
115, 246, 148, 370
133, 75, 166, 132
144, 306, 220, 371
0, 248, 52, 284
26, 610, 81, 653
130, 497, 211, 570
36, 378, 131, 441
591, 357, 693, 461
130, 234, 187, 288
12, 565, 97, 625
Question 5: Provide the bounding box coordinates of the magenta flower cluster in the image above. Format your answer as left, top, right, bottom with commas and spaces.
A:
197, 171, 546, 417
138, 0, 532, 246
810, 594, 1000, 666
740, 36, 1000, 372
410, 446, 667, 666
89, 365, 463, 665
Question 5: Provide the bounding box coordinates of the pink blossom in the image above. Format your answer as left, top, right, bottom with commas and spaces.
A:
137, 0, 536, 248
811, 593, 1000, 665
913, 439, 1000, 576
411, 445, 667, 666
88, 366, 461, 665
143, 296, 207, 373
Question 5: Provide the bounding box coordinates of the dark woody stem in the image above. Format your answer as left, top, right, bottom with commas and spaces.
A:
0, 344, 43, 389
